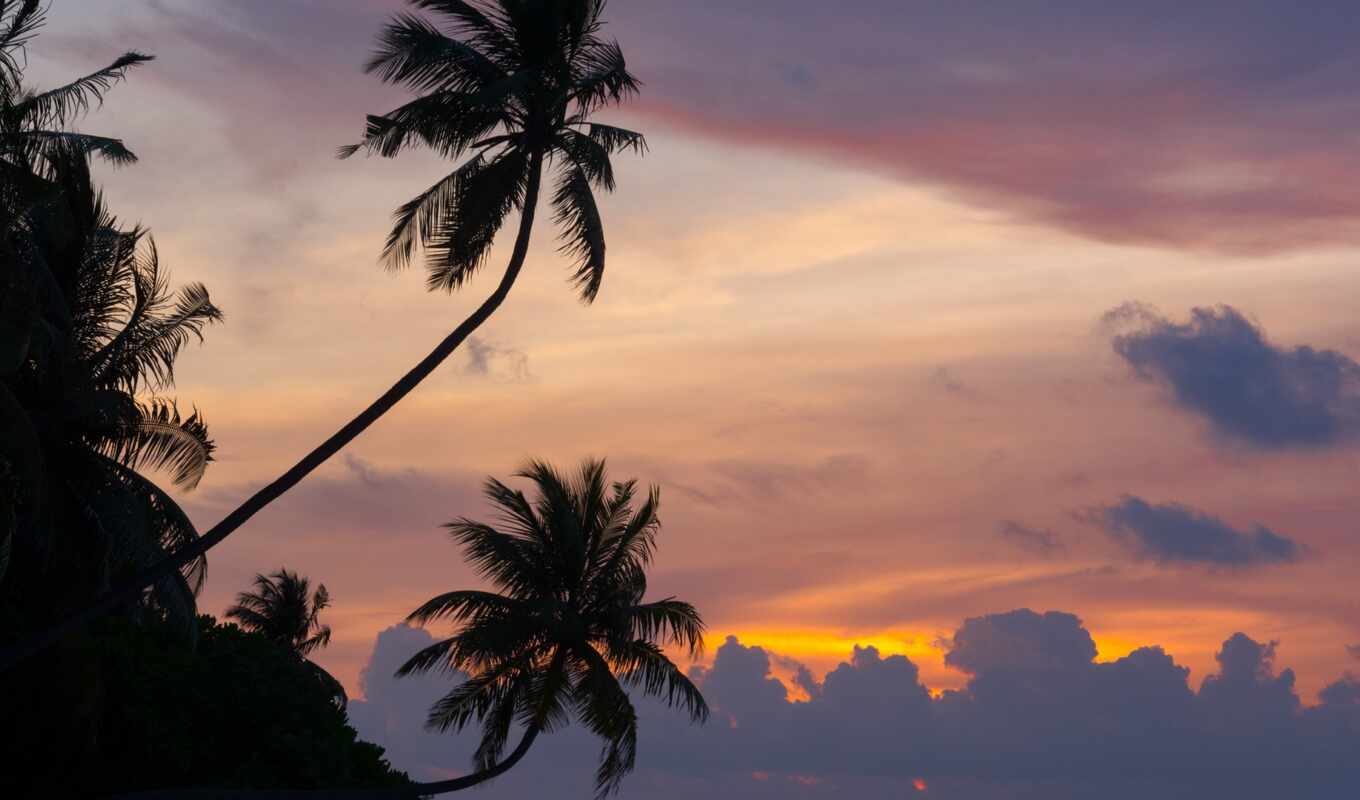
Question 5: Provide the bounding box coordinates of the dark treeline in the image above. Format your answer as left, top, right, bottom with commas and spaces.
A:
1, 1, 707, 798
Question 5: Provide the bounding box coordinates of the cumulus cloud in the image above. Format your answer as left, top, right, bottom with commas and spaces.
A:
350, 610, 1360, 799
1107, 303, 1360, 448
996, 519, 1066, 556
1090, 495, 1303, 567
944, 609, 1095, 674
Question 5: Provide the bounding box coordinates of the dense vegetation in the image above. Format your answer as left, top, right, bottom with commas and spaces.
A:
6, 615, 412, 797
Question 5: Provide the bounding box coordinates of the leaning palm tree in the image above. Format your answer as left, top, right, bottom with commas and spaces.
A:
398, 459, 707, 797
226, 569, 334, 657
4, 0, 647, 671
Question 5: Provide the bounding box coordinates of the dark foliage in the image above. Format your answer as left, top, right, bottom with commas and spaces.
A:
1, 615, 413, 798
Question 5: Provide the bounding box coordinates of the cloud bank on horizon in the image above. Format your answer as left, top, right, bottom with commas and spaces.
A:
350, 609, 1360, 799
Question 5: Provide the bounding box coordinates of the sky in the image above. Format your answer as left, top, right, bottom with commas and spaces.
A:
30, 1, 1360, 797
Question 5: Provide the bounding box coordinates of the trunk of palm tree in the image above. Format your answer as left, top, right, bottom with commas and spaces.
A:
0, 152, 545, 673
110, 725, 542, 799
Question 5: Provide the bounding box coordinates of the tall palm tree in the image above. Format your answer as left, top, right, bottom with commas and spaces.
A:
5, 0, 648, 671
226, 569, 334, 657
398, 459, 708, 797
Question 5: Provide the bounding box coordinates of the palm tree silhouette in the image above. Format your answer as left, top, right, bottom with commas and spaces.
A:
398, 459, 707, 797
2, 145, 220, 642
5, 0, 648, 670
227, 568, 347, 707
226, 569, 334, 657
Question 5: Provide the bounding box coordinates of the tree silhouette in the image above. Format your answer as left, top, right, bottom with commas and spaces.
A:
1, 145, 220, 642
227, 568, 347, 708
4, 0, 648, 671
1, 8, 222, 782
227, 569, 334, 657
399, 459, 708, 797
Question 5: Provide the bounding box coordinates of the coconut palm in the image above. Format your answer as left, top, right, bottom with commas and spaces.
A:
397, 459, 707, 797
227, 569, 334, 657
0, 143, 219, 641
227, 568, 347, 708
6, 0, 648, 671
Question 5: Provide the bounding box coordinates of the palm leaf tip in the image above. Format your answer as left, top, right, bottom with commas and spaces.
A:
550, 167, 605, 302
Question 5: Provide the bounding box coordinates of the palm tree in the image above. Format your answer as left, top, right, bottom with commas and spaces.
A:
398, 459, 708, 797
227, 568, 347, 708
1, 144, 220, 642
226, 569, 334, 657
5, 0, 648, 671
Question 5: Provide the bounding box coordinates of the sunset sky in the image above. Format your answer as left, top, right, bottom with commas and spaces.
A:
30, 1, 1360, 796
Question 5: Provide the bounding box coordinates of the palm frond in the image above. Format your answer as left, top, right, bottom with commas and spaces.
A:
482, 476, 549, 546
377, 154, 483, 271
0, 0, 42, 80
555, 128, 615, 190
550, 163, 605, 302
19, 130, 137, 165
406, 589, 525, 626
410, 1, 523, 69
582, 123, 646, 156
573, 643, 638, 797
297, 623, 331, 656
339, 85, 517, 161
14, 51, 153, 129
420, 652, 529, 732
365, 12, 505, 94
92, 240, 222, 392
97, 453, 208, 593
568, 39, 639, 114
622, 599, 705, 658
446, 518, 544, 597
592, 485, 659, 594
424, 146, 530, 291
103, 398, 214, 489
606, 638, 708, 723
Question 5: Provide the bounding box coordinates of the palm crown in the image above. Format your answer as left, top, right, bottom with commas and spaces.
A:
226, 569, 334, 657
400, 459, 708, 797
341, 0, 645, 301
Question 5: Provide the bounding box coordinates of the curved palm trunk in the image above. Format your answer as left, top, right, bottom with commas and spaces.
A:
0, 153, 545, 672
108, 725, 541, 799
